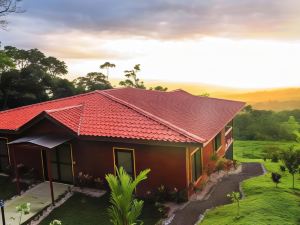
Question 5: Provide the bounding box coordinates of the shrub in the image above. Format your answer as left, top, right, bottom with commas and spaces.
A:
216, 158, 226, 173
271, 172, 282, 188
210, 153, 218, 161
233, 160, 239, 169
263, 146, 282, 161
280, 165, 286, 172
271, 153, 279, 162
77, 172, 94, 188
155, 185, 169, 202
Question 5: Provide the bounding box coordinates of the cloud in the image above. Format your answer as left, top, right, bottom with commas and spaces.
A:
5, 0, 299, 40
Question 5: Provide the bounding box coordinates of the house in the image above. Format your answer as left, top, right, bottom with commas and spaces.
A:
0, 88, 244, 201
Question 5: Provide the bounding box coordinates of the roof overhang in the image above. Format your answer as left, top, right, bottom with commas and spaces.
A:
8, 134, 72, 149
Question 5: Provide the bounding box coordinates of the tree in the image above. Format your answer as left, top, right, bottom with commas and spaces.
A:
100, 62, 115, 79
119, 64, 146, 89
50, 78, 76, 99
149, 86, 168, 91
280, 146, 300, 189
271, 172, 281, 188
0, 45, 73, 109
0, 50, 15, 72
0, 0, 23, 28
281, 146, 300, 189
105, 167, 150, 225
42, 56, 68, 77
73, 72, 112, 92
227, 191, 241, 217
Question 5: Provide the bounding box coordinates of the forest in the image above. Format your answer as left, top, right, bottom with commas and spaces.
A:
0, 45, 165, 110
234, 105, 300, 141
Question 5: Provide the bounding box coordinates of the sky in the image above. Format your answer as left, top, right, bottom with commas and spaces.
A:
1, 0, 300, 89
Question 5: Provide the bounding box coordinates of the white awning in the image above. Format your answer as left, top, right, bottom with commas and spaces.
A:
8, 134, 72, 149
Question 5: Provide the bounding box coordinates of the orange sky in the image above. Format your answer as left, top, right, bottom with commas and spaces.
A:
1, 0, 300, 89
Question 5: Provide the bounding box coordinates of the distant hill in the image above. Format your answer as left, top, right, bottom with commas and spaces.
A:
220, 88, 300, 111
111, 79, 300, 111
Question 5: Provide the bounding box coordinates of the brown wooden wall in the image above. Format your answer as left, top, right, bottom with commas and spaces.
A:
2, 117, 232, 198
72, 140, 187, 195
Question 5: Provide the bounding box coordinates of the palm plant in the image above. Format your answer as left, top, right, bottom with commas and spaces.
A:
105, 167, 150, 225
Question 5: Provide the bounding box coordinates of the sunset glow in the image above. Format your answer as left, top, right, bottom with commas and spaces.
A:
1, 0, 300, 89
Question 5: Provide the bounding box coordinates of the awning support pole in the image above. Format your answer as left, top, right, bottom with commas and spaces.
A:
11, 147, 21, 195
46, 149, 55, 206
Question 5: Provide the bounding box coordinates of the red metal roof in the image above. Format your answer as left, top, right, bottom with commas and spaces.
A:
0, 88, 245, 144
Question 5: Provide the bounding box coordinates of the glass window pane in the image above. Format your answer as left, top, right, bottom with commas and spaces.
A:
50, 150, 58, 162
0, 156, 9, 171
60, 165, 73, 183
51, 163, 59, 180
0, 140, 8, 156
58, 146, 71, 164
116, 150, 133, 175
195, 151, 201, 178
191, 149, 202, 182
191, 155, 196, 182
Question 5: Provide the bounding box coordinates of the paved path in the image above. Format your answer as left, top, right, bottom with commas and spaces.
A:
170, 163, 264, 225
2, 182, 71, 225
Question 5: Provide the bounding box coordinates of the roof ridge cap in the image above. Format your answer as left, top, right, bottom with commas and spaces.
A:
0, 91, 98, 115
77, 102, 86, 135
100, 91, 205, 143
45, 104, 83, 113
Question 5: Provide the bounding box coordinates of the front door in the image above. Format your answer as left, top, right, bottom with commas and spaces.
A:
42, 143, 73, 183
0, 138, 9, 172
114, 148, 135, 178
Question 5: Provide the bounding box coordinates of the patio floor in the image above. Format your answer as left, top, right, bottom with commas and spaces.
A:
2, 182, 71, 225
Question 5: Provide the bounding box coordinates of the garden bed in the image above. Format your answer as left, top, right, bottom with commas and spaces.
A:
39, 193, 162, 225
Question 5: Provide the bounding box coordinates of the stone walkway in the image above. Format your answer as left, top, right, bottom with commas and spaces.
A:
170, 163, 264, 225
2, 182, 71, 225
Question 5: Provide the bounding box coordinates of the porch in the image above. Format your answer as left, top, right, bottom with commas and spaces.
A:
2, 182, 70, 225
8, 134, 74, 205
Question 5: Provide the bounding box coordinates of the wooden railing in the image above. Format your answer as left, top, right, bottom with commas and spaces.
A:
225, 126, 233, 150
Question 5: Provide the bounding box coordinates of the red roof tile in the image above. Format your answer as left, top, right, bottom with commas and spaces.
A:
0, 88, 245, 144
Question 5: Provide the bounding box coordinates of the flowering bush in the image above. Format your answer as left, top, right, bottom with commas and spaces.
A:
77, 172, 104, 189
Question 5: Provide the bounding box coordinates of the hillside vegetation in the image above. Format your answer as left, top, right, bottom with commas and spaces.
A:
200, 140, 300, 225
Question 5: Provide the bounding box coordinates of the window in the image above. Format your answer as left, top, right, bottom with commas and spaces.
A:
114, 148, 135, 178
214, 132, 222, 152
191, 149, 202, 182
0, 138, 9, 172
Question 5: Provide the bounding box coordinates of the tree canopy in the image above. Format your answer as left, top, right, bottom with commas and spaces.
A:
234, 107, 300, 141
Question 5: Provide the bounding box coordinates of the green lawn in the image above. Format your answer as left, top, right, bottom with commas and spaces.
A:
200, 140, 300, 225
0, 176, 18, 200
39, 193, 162, 225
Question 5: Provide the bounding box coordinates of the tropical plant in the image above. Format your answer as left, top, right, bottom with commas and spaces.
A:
280, 146, 300, 189
49, 220, 62, 225
227, 191, 241, 217
271, 172, 282, 188
105, 167, 150, 225
13, 202, 31, 225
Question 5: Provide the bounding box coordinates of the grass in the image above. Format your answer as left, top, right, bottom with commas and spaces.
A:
39, 193, 162, 225
200, 140, 300, 225
0, 175, 18, 200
